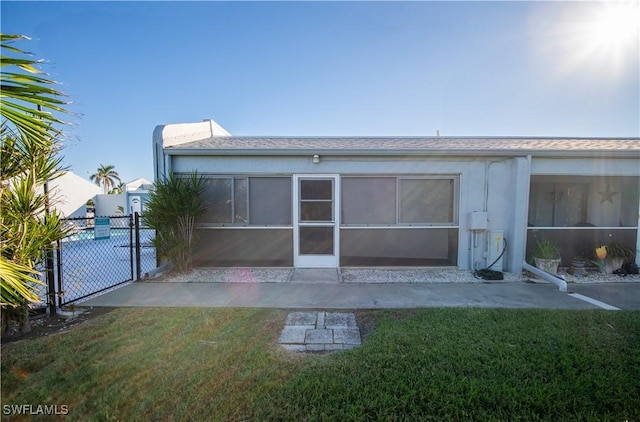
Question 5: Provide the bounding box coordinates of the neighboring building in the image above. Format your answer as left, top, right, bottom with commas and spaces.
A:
153, 119, 640, 273
93, 178, 153, 217
125, 178, 153, 215
48, 171, 101, 218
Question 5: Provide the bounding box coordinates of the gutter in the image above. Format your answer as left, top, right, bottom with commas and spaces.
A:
522, 262, 567, 292
164, 148, 640, 159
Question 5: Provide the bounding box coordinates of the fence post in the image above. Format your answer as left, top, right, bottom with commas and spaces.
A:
56, 240, 64, 308
129, 214, 134, 281
44, 181, 56, 315
45, 243, 56, 315
135, 212, 142, 280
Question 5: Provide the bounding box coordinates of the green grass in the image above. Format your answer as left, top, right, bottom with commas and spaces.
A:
2, 308, 639, 421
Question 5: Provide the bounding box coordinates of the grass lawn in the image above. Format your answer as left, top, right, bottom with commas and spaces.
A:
2, 307, 639, 421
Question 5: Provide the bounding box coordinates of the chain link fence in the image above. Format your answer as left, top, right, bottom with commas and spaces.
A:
34, 214, 156, 309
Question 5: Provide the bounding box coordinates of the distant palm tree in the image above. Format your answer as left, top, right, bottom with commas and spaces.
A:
109, 181, 125, 195
90, 164, 121, 194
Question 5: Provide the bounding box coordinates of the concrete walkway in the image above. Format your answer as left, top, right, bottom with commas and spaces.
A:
79, 281, 640, 310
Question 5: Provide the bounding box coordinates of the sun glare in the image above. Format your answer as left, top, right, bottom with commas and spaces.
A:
588, 3, 639, 50
538, 1, 640, 79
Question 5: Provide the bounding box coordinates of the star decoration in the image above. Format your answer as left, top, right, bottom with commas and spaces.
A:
598, 184, 618, 204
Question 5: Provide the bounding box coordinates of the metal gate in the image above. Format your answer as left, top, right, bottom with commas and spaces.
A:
39, 213, 156, 310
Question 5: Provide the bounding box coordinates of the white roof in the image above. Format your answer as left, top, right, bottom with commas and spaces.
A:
125, 178, 153, 192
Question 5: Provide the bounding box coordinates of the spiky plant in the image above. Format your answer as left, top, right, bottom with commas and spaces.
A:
1, 34, 71, 329
144, 173, 207, 273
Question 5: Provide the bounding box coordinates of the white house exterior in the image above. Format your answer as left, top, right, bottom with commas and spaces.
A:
48, 171, 101, 218
125, 178, 153, 215
93, 178, 153, 217
153, 119, 640, 273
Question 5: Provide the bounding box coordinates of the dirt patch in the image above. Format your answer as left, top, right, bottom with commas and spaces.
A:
1, 307, 116, 344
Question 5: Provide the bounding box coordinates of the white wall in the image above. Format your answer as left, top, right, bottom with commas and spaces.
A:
94, 194, 126, 217
46, 171, 101, 218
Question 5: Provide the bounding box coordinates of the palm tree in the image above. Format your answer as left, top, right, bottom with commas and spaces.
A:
90, 164, 121, 194
1, 33, 71, 322
0, 34, 68, 147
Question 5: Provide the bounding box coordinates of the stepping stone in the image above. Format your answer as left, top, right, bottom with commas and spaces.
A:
279, 326, 309, 344
279, 311, 361, 353
305, 329, 333, 344
286, 312, 317, 326
333, 328, 362, 345
325, 312, 358, 328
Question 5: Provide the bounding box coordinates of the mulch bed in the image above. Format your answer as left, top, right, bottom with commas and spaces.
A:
1, 307, 116, 344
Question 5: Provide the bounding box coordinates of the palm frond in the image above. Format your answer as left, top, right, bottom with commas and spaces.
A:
0, 256, 43, 307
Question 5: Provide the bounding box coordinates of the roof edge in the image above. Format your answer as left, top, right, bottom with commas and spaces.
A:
164, 148, 640, 159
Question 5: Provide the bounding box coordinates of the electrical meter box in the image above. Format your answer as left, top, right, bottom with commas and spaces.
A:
487, 230, 504, 271
468, 212, 488, 231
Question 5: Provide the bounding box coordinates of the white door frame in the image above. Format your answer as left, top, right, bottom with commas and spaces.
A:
293, 174, 340, 268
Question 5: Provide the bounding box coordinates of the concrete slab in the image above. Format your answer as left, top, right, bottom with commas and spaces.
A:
278, 311, 362, 353
325, 312, 358, 328
333, 328, 362, 345
569, 283, 640, 310
305, 344, 327, 352
281, 344, 306, 352
291, 268, 339, 284
279, 326, 309, 344
80, 281, 615, 309
305, 329, 333, 344
286, 312, 317, 326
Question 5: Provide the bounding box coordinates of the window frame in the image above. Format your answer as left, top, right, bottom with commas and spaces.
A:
198, 175, 293, 227
341, 175, 460, 227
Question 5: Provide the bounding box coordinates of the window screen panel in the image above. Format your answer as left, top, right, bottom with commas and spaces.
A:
400, 179, 454, 223
301, 202, 333, 221
249, 177, 292, 225
340, 228, 458, 266
234, 178, 248, 224
621, 180, 639, 227
342, 177, 396, 224
201, 178, 232, 223
529, 175, 639, 228
299, 226, 334, 255
301, 179, 332, 200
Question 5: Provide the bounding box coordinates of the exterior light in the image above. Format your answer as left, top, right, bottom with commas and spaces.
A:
312, 155, 320, 164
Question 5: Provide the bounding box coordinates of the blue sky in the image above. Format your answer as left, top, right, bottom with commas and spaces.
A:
2, 1, 639, 183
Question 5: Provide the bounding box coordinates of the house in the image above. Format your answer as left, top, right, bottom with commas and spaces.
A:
153, 119, 640, 273
93, 178, 153, 217
124, 178, 153, 215
47, 171, 101, 218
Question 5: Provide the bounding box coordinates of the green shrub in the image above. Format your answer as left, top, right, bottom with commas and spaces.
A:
144, 173, 206, 273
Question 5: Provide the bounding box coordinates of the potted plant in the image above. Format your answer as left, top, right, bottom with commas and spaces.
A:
531, 237, 561, 275
602, 241, 635, 273
567, 254, 587, 276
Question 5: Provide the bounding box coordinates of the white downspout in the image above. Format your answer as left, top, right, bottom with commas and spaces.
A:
522, 262, 567, 292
